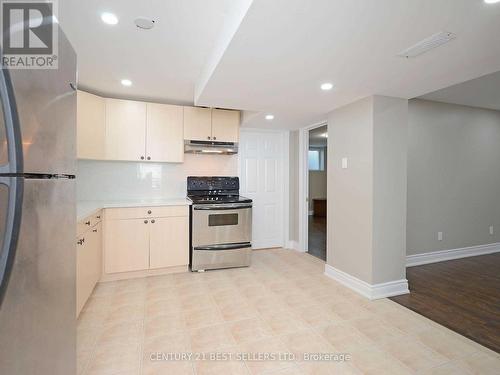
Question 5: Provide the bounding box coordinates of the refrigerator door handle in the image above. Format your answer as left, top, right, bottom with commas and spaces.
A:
0, 176, 23, 307
0, 67, 23, 174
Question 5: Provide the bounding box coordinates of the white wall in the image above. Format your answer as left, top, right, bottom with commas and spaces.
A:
407, 99, 500, 255
308, 146, 327, 212
328, 97, 374, 282
308, 171, 327, 212
327, 96, 408, 285
77, 154, 238, 201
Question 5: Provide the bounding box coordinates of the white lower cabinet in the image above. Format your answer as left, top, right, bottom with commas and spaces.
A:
103, 206, 189, 275
76, 219, 102, 317
104, 218, 150, 274
150, 216, 189, 269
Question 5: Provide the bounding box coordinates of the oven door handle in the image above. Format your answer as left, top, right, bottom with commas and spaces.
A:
194, 242, 252, 251
193, 204, 252, 210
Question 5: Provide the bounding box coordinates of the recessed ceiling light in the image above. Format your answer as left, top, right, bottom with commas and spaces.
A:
485, 0, 500, 3
121, 79, 132, 87
265, 114, 274, 120
101, 12, 118, 25
321, 82, 334, 91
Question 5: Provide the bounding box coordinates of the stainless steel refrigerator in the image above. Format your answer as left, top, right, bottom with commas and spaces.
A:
0, 28, 77, 374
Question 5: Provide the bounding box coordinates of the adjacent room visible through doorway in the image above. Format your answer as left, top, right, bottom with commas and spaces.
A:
307, 125, 327, 260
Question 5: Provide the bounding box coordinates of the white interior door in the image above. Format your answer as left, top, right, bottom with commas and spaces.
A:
239, 129, 286, 249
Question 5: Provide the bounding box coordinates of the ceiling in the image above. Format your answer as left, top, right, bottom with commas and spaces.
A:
309, 125, 328, 148
419, 70, 500, 111
59, 0, 250, 105
60, 0, 500, 129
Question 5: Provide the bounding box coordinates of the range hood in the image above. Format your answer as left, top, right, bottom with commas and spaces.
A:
184, 140, 238, 155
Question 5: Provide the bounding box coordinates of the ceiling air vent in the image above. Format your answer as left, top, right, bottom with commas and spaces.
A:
397, 31, 456, 58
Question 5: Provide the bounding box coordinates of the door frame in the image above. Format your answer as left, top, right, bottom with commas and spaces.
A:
238, 127, 290, 249
298, 120, 328, 255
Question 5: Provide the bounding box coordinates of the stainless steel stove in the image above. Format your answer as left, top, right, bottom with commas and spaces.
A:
187, 176, 252, 271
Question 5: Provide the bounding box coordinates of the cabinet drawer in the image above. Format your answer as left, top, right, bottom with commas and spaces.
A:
77, 210, 103, 236
104, 205, 188, 220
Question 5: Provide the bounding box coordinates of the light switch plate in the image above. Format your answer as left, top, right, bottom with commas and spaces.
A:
341, 157, 348, 169
438, 232, 443, 241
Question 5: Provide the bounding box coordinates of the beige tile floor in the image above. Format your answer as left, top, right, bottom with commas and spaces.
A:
78, 249, 500, 375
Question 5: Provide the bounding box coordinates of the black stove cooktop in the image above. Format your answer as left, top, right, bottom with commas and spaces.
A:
186, 176, 252, 205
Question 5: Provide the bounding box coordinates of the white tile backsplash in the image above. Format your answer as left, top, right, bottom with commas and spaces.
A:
77, 154, 238, 201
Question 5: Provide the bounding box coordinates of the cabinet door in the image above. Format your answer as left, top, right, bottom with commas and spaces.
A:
146, 103, 184, 162
104, 219, 150, 273
105, 98, 147, 161
211, 109, 240, 143
76, 223, 103, 316
183, 106, 212, 141
149, 216, 189, 269
77, 90, 106, 159
90, 222, 102, 287
76, 234, 89, 316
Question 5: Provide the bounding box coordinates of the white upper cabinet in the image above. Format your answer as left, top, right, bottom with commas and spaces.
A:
77, 91, 105, 160
211, 109, 240, 143
183, 106, 212, 141
146, 103, 184, 163
105, 98, 147, 161
184, 107, 240, 143
77, 92, 240, 162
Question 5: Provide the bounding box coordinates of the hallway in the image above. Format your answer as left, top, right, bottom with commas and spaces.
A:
308, 216, 326, 261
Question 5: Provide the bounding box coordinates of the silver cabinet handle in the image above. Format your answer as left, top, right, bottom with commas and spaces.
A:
144, 220, 148, 224
151, 219, 155, 224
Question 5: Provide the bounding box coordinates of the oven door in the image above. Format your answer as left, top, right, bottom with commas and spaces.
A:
192, 203, 252, 246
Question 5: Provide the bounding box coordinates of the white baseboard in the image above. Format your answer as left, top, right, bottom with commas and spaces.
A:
285, 240, 305, 252
406, 242, 500, 267
324, 264, 409, 300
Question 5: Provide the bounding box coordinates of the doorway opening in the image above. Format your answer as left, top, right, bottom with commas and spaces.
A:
306, 125, 327, 260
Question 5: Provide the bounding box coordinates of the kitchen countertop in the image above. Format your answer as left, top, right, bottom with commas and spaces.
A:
77, 198, 191, 221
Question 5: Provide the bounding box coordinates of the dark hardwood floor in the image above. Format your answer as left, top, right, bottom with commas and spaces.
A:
391, 253, 500, 353
308, 215, 326, 261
